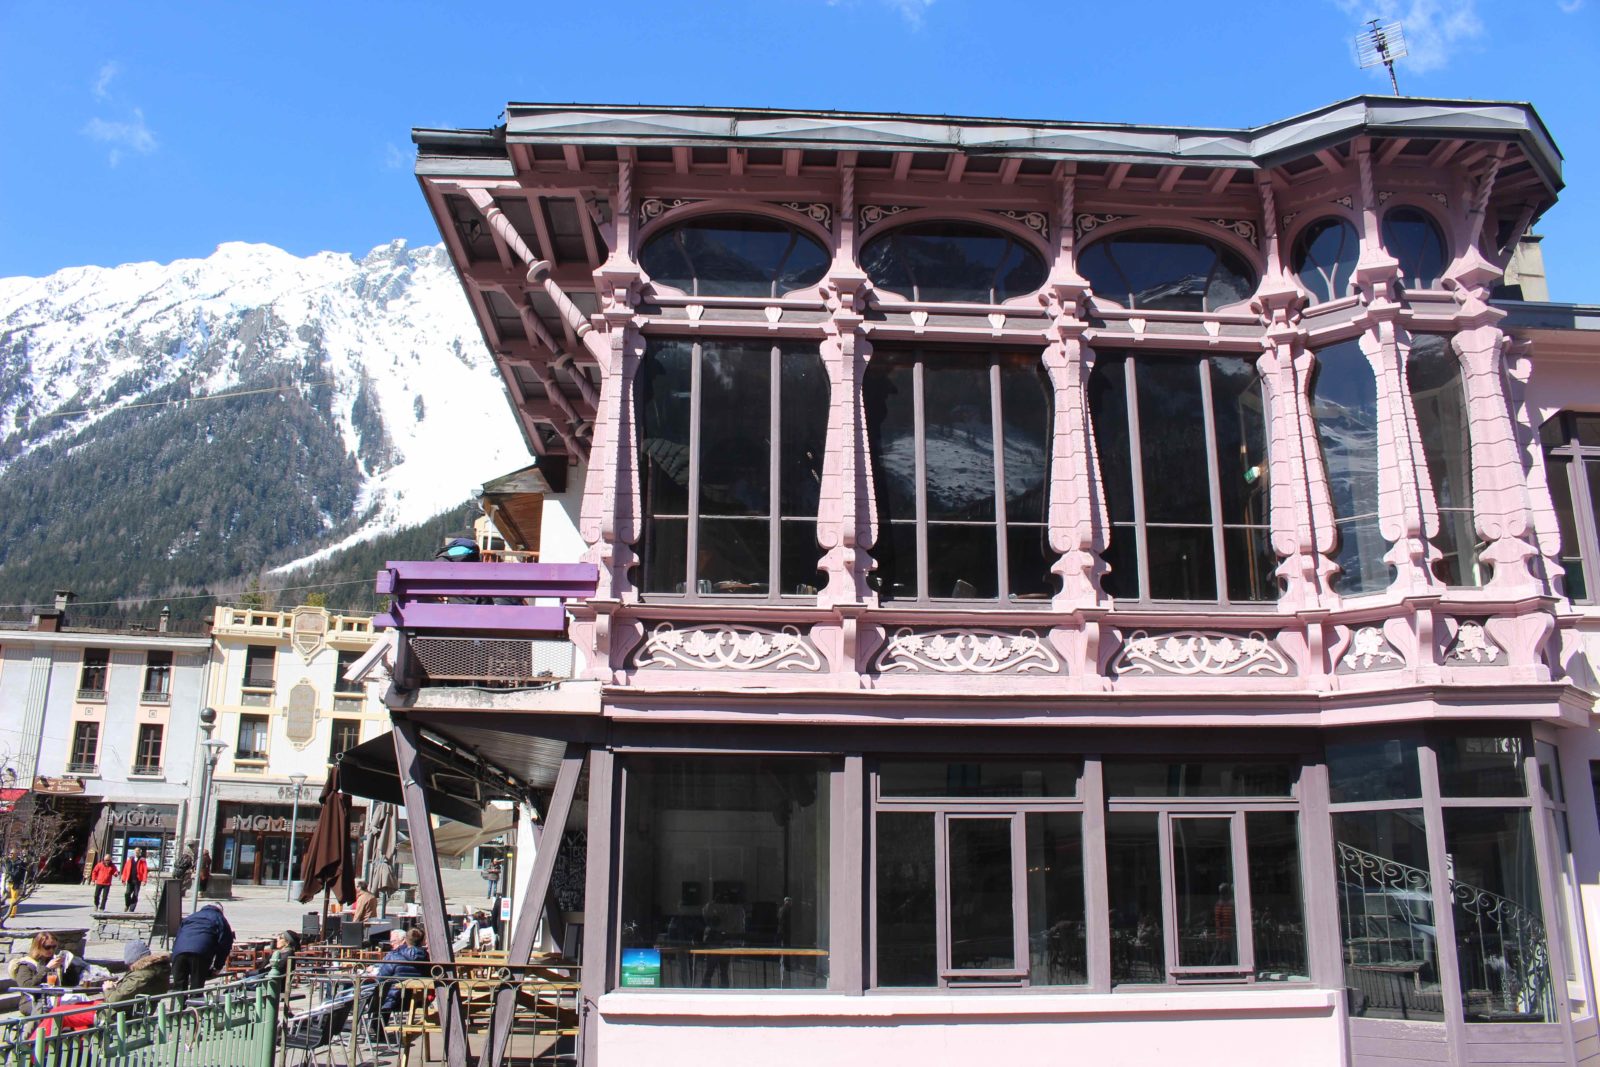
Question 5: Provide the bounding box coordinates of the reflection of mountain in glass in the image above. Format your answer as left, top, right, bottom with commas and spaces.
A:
640, 216, 829, 298
874, 421, 1048, 515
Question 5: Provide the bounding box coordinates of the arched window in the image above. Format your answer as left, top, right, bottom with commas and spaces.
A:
638, 214, 830, 298
864, 349, 1054, 602
1310, 338, 1389, 594
1291, 218, 1359, 304
1407, 333, 1481, 586
1079, 230, 1256, 313
860, 221, 1048, 303
1382, 207, 1448, 291
636, 338, 829, 598
1089, 351, 1273, 603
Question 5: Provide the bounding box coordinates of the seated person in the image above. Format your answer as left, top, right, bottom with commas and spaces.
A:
361, 928, 428, 1030
8, 932, 90, 1009
255, 930, 300, 999
102, 940, 171, 1006
452, 910, 493, 953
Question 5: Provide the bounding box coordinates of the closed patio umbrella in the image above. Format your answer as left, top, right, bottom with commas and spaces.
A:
297, 767, 357, 906
368, 804, 400, 897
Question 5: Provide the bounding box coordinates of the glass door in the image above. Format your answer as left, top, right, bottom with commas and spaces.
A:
944, 815, 1026, 981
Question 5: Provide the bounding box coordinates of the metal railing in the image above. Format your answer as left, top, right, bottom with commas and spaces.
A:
0, 976, 275, 1067
408, 636, 576, 687
64, 763, 97, 777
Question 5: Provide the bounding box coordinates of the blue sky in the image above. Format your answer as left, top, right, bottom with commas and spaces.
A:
3, 0, 1596, 299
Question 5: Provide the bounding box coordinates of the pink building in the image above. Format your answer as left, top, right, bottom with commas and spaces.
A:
368, 97, 1600, 1067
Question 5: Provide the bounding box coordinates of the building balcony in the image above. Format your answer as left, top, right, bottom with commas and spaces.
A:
129, 763, 163, 779
76, 688, 106, 702
139, 690, 170, 705
66, 762, 98, 776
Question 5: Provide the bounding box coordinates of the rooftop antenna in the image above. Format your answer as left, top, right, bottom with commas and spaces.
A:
1356, 19, 1408, 96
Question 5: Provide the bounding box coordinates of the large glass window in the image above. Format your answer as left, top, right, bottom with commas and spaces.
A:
1333, 809, 1443, 1020
859, 221, 1048, 304
1408, 333, 1482, 586
619, 757, 830, 990
1089, 351, 1274, 602
639, 214, 830, 298
78, 648, 109, 695
1445, 810, 1553, 1022
1291, 218, 1359, 304
133, 724, 164, 775
1382, 207, 1448, 291
142, 651, 172, 698
873, 760, 1086, 988
68, 721, 100, 774
1106, 762, 1307, 986
637, 339, 828, 598
1311, 338, 1389, 594
1540, 412, 1600, 602
864, 349, 1054, 602
1079, 230, 1256, 312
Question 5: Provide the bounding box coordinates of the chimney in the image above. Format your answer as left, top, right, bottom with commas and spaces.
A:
54, 590, 74, 614
159, 606, 171, 633
33, 590, 73, 633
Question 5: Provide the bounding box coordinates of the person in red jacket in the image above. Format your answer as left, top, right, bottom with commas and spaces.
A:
90, 856, 117, 912
120, 849, 149, 912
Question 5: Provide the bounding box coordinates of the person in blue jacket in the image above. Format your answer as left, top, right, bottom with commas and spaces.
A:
169, 902, 235, 991
361, 927, 429, 1036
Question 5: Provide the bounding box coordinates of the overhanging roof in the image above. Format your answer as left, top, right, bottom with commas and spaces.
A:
337, 726, 547, 826
416, 95, 1562, 194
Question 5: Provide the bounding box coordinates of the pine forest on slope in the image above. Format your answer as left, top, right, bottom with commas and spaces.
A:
0, 241, 532, 616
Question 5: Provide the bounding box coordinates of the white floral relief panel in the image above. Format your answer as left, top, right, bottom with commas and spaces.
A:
873, 628, 1064, 675
1337, 626, 1405, 673
632, 623, 825, 672
1113, 630, 1293, 677
1445, 619, 1502, 665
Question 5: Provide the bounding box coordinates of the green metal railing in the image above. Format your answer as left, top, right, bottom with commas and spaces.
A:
0, 978, 275, 1067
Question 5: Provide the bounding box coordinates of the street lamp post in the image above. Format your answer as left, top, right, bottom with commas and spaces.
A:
285, 773, 307, 902
190, 709, 229, 914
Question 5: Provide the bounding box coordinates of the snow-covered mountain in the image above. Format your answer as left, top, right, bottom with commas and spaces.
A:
0, 241, 531, 603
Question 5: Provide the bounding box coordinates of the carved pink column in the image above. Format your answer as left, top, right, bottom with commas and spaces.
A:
1251, 177, 1333, 609
1503, 344, 1566, 593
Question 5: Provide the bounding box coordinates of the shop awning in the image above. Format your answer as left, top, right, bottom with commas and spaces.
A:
336, 727, 547, 827
0, 787, 26, 814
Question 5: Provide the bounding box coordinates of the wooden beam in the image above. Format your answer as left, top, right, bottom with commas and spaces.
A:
1378, 137, 1410, 166
892, 152, 912, 181
783, 149, 802, 177
579, 750, 616, 1067
947, 154, 967, 184
728, 148, 745, 176
1428, 139, 1466, 167
672, 146, 690, 175
562, 145, 582, 172
1207, 168, 1237, 195
1107, 162, 1131, 190
479, 746, 587, 1067
999, 157, 1023, 185
526, 193, 557, 265
392, 718, 470, 1067
1158, 166, 1182, 193
1314, 148, 1346, 175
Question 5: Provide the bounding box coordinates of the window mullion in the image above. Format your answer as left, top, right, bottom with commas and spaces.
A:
933, 809, 950, 987
1158, 810, 1177, 982
1124, 357, 1152, 599
1010, 812, 1029, 981
991, 356, 1010, 601
1231, 812, 1255, 977
1082, 759, 1112, 993
770, 343, 782, 598
686, 342, 703, 593
1198, 357, 1228, 603
914, 356, 930, 602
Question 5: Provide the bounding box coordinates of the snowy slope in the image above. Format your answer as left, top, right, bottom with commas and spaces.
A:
0, 240, 531, 572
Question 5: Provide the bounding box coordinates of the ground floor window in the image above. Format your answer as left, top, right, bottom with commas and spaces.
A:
619, 756, 831, 989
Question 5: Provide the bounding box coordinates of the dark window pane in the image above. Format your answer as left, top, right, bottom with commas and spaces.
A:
1311, 339, 1388, 594
922, 361, 995, 523
1103, 522, 1140, 599
697, 518, 769, 593
1136, 360, 1210, 524
1548, 457, 1587, 600
620, 757, 830, 990
1223, 526, 1277, 602
1173, 818, 1237, 968
640, 214, 829, 298
1444, 810, 1552, 1022
1576, 414, 1600, 447
1333, 809, 1443, 1021
879, 761, 1081, 799
1292, 217, 1359, 303
1382, 207, 1448, 291
1436, 734, 1527, 798
1088, 355, 1135, 525
1535, 740, 1564, 805
1210, 356, 1269, 528
643, 517, 687, 594
1327, 738, 1421, 803
1026, 813, 1087, 986
1145, 526, 1217, 600
873, 521, 918, 600
927, 523, 998, 598
948, 818, 1016, 971
698, 342, 771, 519
1000, 357, 1051, 524
865, 360, 918, 598
1248, 813, 1308, 981
1007, 525, 1056, 601
1108, 813, 1165, 984
779, 348, 829, 519
1408, 333, 1482, 587
876, 812, 937, 986
1080, 231, 1257, 313
779, 519, 823, 596
861, 221, 1047, 303
1105, 762, 1296, 798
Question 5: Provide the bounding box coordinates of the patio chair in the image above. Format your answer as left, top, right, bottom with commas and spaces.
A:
283, 997, 355, 1067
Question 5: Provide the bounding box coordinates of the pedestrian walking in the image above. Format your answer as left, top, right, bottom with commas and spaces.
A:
121, 848, 149, 912
90, 855, 117, 912
169, 902, 234, 992
483, 857, 502, 899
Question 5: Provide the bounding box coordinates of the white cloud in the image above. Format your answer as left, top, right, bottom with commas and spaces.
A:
383, 143, 409, 171
83, 109, 157, 166
1558, 0, 1583, 12
826, 0, 935, 27
93, 61, 120, 101
1335, 0, 1485, 75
